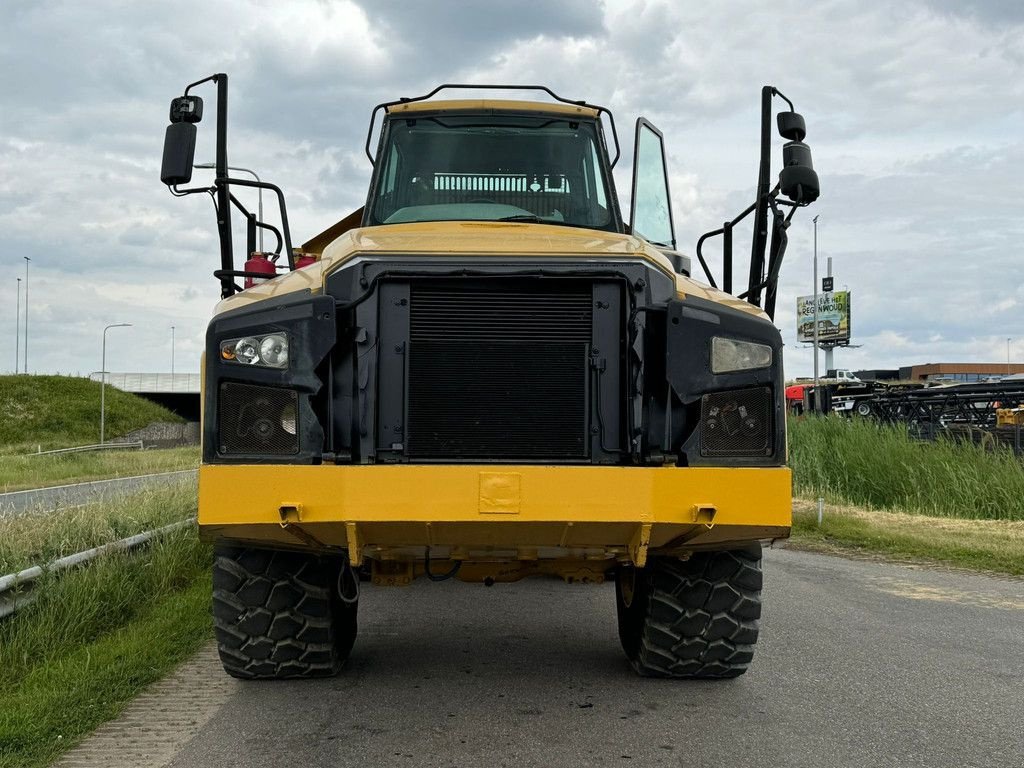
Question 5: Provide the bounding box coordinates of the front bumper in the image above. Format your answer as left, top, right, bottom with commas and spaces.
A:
199, 464, 791, 567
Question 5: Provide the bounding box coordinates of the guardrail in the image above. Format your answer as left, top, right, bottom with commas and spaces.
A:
22, 441, 144, 457
0, 519, 193, 619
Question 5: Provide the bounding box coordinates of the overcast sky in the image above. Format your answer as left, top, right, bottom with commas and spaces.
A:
2, 0, 1022, 378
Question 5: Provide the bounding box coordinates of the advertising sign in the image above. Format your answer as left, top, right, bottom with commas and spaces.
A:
797, 290, 851, 343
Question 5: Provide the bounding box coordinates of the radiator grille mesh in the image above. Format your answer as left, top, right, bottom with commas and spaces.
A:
407, 282, 592, 459
218, 382, 298, 455
700, 387, 772, 457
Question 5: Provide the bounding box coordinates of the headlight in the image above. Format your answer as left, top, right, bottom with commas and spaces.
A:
711, 336, 772, 374
220, 333, 289, 369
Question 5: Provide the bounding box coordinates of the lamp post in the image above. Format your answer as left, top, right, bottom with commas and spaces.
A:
101, 323, 132, 443
23, 256, 30, 373
812, 215, 820, 411
194, 163, 263, 251
1009, 338, 1014, 377
15, 278, 21, 374
171, 325, 176, 378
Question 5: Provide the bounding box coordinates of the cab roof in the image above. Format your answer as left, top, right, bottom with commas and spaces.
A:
385, 98, 600, 118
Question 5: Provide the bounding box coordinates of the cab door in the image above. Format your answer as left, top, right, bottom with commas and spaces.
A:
629, 118, 676, 250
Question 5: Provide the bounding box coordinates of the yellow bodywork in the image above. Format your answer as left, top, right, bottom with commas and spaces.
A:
199, 464, 791, 580
203, 100, 785, 581
216, 220, 766, 322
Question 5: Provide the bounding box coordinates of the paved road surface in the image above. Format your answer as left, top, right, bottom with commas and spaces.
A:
0, 470, 197, 517
67, 548, 1024, 768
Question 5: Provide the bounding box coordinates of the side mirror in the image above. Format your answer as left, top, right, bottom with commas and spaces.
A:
779, 140, 819, 204
160, 122, 197, 185
776, 111, 806, 141
169, 95, 203, 123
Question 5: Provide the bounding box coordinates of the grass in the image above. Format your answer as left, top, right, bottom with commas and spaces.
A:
0, 374, 184, 452
0, 487, 212, 768
789, 498, 1024, 577
0, 445, 199, 493
788, 415, 1024, 521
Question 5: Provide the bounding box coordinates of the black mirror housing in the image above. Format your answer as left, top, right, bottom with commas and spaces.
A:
161, 122, 197, 185
776, 111, 806, 142
779, 140, 819, 203
170, 95, 203, 123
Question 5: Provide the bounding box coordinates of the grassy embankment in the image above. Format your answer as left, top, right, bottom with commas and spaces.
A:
0, 485, 212, 768
0, 374, 197, 491
0, 374, 184, 453
787, 416, 1024, 574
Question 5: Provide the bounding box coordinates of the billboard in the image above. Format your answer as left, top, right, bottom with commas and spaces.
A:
797, 290, 851, 343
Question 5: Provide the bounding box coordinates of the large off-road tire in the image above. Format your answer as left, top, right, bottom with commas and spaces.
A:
616, 545, 762, 678
212, 545, 358, 680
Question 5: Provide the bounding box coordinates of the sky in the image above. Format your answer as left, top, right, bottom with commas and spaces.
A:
1, 0, 1022, 379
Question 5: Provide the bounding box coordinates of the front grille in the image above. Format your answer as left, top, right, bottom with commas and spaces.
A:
406, 281, 592, 459
218, 382, 298, 455
700, 387, 772, 457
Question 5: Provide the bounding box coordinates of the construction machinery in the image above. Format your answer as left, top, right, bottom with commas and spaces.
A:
160, 75, 819, 679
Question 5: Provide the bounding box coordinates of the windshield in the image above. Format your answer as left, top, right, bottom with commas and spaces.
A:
367, 113, 617, 230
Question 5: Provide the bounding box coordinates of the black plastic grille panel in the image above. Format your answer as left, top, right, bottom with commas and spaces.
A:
700, 387, 772, 457
407, 282, 592, 459
218, 382, 298, 455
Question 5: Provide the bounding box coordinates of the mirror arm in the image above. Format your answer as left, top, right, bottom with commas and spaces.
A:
747, 85, 775, 309
762, 197, 790, 320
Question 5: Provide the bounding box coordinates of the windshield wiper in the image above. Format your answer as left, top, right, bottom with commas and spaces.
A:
497, 214, 543, 223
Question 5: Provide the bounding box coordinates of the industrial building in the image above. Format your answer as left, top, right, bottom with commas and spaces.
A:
854, 363, 1024, 383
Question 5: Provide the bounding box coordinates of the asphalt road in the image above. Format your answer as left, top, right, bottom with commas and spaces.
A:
71, 548, 1024, 768
0, 470, 197, 517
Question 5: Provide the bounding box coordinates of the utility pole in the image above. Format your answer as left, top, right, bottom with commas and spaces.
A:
15, 278, 21, 374
23, 256, 30, 373
812, 215, 820, 411
1009, 338, 1014, 377
171, 326, 176, 378
101, 323, 132, 443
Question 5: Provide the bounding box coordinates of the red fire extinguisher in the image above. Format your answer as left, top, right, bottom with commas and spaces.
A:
243, 252, 275, 289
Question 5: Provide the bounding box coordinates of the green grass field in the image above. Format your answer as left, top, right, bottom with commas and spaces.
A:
0, 445, 199, 493
0, 375, 184, 453
788, 415, 1024, 521
0, 486, 211, 768
788, 416, 1024, 572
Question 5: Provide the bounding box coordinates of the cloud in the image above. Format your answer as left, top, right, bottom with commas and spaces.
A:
0, 0, 1022, 377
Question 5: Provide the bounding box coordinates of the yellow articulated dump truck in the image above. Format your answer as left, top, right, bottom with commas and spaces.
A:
160, 76, 819, 680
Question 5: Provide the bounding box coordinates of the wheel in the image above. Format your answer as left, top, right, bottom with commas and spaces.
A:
855, 401, 872, 417
212, 545, 358, 680
615, 545, 762, 678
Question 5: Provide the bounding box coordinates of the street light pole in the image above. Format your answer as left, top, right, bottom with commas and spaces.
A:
15, 278, 21, 374
171, 326, 176, 378
23, 256, 30, 373
101, 323, 132, 443
194, 163, 263, 251
812, 215, 820, 411
1009, 338, 1013, 376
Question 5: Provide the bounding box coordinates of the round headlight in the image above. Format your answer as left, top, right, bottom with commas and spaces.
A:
234, 337, 260, 365
259, 334, 288, 368
280, 402, 297, 435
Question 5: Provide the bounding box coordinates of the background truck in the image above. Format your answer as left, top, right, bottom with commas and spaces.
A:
160, 76, 819, 679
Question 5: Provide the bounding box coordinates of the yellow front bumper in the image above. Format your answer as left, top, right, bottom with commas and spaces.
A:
199, 464, 791, 567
